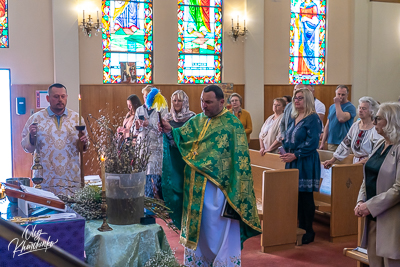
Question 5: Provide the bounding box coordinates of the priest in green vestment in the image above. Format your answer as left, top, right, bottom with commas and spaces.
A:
161, 85, 261, 266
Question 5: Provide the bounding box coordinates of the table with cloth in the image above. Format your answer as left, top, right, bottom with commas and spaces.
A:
84, 220, 172, 267
0, 198, 85, 267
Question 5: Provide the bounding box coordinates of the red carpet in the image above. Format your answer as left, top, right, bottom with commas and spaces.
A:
157, 218, 357, 266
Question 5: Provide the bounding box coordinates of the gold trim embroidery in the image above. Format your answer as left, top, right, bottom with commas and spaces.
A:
182, 158, 261, 233
185, 167, 196, 243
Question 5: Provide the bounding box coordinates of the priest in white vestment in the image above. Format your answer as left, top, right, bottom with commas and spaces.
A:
21, 83, 88, 196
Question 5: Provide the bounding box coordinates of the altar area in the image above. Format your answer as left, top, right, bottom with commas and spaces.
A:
0, 198, 173, 267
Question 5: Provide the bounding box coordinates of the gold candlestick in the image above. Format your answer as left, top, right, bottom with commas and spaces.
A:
98, 155, 112, 232
98, 191, 113, 232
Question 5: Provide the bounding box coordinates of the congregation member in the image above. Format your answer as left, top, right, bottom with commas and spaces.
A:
163, 90, 196, 128
133, 85, 167, 199
160, 85, 261, 266
280, 88, 322, 244
21, 83, 88, 195
320, 85, 356, 151
283, 95, 292, 104
323, 97, 381, 168
259, 98, 286, 155
228, 93, 253, 144
117, 94, 142, 139
280, 84, 325, 139
355, 102, 400, 266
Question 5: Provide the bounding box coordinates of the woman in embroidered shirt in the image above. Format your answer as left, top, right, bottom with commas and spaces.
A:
280, 88, 322, 244
259, 98, 286, 155
323, 97, 381, 169
228, 93, 253, 144
117, 94, 142, 139
133, 86, 167, 199
163, 90, 196, 128
355, 102, 400, 266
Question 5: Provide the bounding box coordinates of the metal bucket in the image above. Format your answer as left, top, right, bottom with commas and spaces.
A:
5, 178, 31, 203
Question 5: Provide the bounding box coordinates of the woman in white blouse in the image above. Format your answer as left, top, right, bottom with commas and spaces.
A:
323, 96, 381, 168
259, 98, 286, 155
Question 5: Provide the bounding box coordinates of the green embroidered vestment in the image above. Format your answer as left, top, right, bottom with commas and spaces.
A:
162, 109, 261, 250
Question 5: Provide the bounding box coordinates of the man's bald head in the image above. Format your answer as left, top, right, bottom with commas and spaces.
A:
294, 84, 314, 96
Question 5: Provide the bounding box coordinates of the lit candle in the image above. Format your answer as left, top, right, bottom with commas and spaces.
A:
231, 18, 233, 29
237, 15, 239, 28
244, 19, 246, 29
100, 155, 105, 191
97, 11, 99, 21
78, 94, 82, 125
83, 10, 85, 21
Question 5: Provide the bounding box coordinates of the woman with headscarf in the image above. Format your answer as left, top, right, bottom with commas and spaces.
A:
163, 90, 196, 128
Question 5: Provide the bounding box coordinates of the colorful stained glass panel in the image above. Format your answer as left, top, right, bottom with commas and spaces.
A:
0, 0, 8, 48
178, 0, 222, 84
289, 0, 326, 84
102, 0, 152, 83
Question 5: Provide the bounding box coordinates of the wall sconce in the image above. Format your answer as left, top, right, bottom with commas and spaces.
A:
229, 16, 248, 42
80, 10, 101, 37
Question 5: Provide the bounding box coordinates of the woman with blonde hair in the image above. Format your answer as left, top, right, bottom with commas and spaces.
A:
280, 88, 322, 244
163, 90, 196, 128
356, 102, 400, 266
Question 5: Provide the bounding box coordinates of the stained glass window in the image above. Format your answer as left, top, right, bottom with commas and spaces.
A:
177, 0, 222, 84
289, 0, 326, 84
0, 0, 8, 48
102, 0, 153, 84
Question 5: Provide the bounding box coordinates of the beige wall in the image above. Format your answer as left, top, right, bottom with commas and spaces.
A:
352, 1, 400, 103
0, 0, 54, 84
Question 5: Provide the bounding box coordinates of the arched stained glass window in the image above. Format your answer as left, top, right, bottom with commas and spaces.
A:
0, 0, 8, 48
177, 0, 222, 84
102, 0, 153, 84
289, 0, 326, 84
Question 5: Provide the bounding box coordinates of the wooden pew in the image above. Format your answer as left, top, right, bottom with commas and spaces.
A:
343, 217, 369, 267
250, 150, 299, 252
316, 150, 364, 242
249, 149, 364, 243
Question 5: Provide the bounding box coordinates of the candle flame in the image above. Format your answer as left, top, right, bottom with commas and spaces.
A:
100, 155, 105, 162
79, 94, 81, 101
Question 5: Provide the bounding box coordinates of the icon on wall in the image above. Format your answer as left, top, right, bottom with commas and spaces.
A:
120, 62, 137, 83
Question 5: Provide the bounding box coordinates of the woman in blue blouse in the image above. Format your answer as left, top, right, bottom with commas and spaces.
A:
280, 88, 322, 244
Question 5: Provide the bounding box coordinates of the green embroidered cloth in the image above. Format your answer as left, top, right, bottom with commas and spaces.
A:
162, 109, 261, 250
85, 221, 172, 267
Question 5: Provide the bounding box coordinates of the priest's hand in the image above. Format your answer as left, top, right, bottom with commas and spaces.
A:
159, 119, 172, 133
279, 153, 297, 163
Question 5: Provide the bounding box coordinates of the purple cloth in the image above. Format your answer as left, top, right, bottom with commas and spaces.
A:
0, 214, 85, 267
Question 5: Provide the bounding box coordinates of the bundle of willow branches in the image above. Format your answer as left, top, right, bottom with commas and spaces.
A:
59, 185, 178, 233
